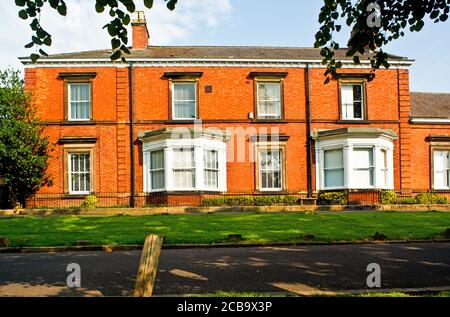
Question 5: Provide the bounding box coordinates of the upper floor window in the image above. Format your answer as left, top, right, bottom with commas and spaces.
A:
68, 83, 91, 121
433, 150, 450, 189
172, 82, 197, 120
340, 83, 364, 120
257, 81, 282, 119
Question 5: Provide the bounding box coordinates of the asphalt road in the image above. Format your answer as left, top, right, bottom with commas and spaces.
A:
0, 243, 449, 296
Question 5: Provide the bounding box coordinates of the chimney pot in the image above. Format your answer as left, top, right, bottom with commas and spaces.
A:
131, 11, 149, 49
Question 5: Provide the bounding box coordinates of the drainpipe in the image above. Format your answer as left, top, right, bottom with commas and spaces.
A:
129, 62, 136, 208
305, 64, 313, 198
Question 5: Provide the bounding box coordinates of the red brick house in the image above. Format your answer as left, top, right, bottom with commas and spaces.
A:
20, 12, 450, 207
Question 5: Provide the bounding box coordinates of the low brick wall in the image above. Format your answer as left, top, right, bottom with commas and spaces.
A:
0, 204, 449, 217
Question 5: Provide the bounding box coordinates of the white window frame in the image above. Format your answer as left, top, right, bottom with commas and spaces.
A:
68, 152, 91, 195
256, 81, 282, 119
315, 136, 395, 191
68, 82, 91, 121
148, 150, 165, 191
143, 136, 227, 193
433, 150, 450, 190
171, 82, 198, 120
323, 148, 345, 190
172, 147, 196, 190
257, 147, 284, 192
381, 149, 389, 189
340, 83, 364, 121
204, 148, 220, 189
352, 147, 375, 188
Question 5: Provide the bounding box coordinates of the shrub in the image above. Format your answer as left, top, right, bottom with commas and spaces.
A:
317, 191, 348, 205
381, 190, 397, 205
398, 197, 416, 204
415, 193, 448, 205
81, 195, 97, 209
202, 195, 299, 207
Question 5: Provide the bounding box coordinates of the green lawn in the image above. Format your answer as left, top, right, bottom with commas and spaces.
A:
0, 211, 449, 248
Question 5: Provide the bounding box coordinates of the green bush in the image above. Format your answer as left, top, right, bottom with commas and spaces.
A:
415, 193, 448, 204
317, 191, 348, 205
81, 195, 97, 209
398, 197, 416, 204
202, 195, 299, 207
381, 191, 397, 205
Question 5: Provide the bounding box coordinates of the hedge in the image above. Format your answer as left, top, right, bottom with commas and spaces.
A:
202, 195, 299, 207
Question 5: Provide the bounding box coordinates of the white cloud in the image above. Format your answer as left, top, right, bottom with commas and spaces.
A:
0, 0, 233, 71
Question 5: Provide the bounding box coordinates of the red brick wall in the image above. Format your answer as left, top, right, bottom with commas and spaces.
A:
24, 64, 447, 198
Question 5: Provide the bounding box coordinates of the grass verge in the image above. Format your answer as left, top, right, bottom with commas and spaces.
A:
0, 211, 449, 248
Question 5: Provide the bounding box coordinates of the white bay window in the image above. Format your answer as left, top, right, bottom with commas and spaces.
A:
141, 128, 229, 193
313, 128, 397, 190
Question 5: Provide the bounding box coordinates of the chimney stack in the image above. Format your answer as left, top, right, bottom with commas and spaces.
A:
131, 11, 149, 49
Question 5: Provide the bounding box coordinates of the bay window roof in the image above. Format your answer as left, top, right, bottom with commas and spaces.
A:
312, 127, 398, 141
138, 127, 231, 143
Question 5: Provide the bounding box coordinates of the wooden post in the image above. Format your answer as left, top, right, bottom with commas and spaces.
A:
133, 234, 164, 297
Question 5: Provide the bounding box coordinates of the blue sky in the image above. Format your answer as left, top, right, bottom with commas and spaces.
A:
0, 0, 448, 92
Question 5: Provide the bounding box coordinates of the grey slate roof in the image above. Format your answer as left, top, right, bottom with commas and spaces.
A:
410, 92, 450, 119
27, 46, 410, 61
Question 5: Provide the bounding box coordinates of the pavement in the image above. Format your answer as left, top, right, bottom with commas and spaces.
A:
0, 242, 449, 296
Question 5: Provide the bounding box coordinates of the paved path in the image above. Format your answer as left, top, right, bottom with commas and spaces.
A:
0, 243, 449, 296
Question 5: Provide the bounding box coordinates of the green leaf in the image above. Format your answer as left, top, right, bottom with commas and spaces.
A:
111, 38, 121, 50
30, 53, 40, 62
43, 36, 52, 46
49, 0, 59, 9
95, 3, 105, 13
18, 10, 28, 19
15, 0, 26, 7
353, 55, 360, 65
144, 0, 154, 9
57, 4, 67, 16
166, 0, 177, 11
110, 50, 122, 61
39, 49, 48, 57
24, 42, 34, 49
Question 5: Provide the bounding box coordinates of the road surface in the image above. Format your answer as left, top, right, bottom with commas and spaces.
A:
0, 243, 449, 296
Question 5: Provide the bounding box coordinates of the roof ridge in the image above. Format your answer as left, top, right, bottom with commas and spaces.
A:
411, 91, 450, 95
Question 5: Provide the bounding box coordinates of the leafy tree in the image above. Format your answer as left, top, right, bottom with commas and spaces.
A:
14, 0, 450, 79
315, 0, 450, 81
0, 69, 53, 208
15, 0, 178, 62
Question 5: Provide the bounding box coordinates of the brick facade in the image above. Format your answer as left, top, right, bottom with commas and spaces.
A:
21, 17, 450, 207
